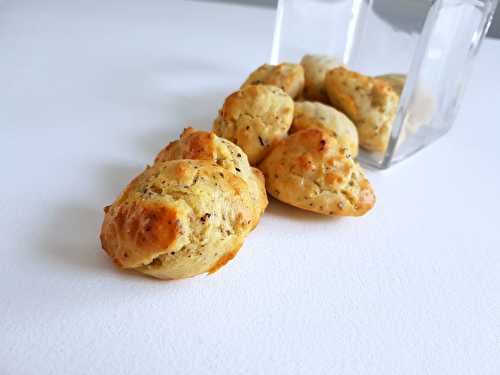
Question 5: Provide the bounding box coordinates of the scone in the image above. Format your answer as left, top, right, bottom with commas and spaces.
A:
100, 160, 263, 280
325, 67, 399, 152
376, 74, 406, 96
213, 84, 294, 165
241, 63, 305, 99
291, 101, 359, 158
376, 74, 436, 146
155, 127, 267, 217
300, 54, 343, 103
259, 128, 375, 217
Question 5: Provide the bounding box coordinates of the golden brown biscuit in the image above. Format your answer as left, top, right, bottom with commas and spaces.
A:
241, 63, 305, 99
325, 67, 399, 152
100, 160, 263, 280
291, 101, 359, 157
259, 128, 375, 217
301, 54, 343, 102
155, 127, 267, 217
376, 74, 406, 96
213, 84, 294, 165
376, 74, 436, 149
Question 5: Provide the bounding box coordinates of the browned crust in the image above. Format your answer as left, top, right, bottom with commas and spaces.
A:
100, 201, 181, 268
155, 127, 217, 163
208, 243, 243, 274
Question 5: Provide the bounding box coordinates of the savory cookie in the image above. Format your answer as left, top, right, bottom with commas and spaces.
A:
259, 128, 375, 217
291, 101, 359, 157
213, 84, 294, 165
376, 74, 406, 96
325, 67, 399, 152
241, 63, 305, 99
100, 159, 264, 280
300, 54, 343, 102
376, 74, 437, 147
155, 127, 267, 217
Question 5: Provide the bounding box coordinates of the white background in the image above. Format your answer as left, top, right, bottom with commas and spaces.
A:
1, 1, 500, 374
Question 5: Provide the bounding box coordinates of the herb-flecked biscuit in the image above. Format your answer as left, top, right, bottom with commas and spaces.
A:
241, 63, 305, 99
300, 54, 343, 103
291, 101, 359, 157
100, 159, 264, 280
325, 67, 399, 152
259, 128, 375, 217
213, 84, 294, 165
376, 74, 406, 96
154, 127, 267, 217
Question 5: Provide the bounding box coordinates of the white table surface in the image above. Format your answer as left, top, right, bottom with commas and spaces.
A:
2, 1, 500, 374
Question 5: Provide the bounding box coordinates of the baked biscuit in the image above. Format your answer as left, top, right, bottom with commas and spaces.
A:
291, 101, 359, 157
241, 63, 305, 99
376, 75, 437, 147
155, 127, 267, 217
259, 128, 375, 217
376, 74, 406, 96
325, 67, 399, 152
300, 54, 343, 103
213, 84, 294, 165
100, 159, 263, 280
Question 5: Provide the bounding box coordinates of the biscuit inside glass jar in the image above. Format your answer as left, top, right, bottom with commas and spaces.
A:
324, 67, 399, 153
241, 63, 305, 99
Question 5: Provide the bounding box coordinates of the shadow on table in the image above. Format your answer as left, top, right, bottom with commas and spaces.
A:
40, 163, 149, 280
134, 90, 227, 158
41, 204, 112, 274
265, 197, 339, 223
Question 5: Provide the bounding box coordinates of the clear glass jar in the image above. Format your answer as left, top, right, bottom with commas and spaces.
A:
271, 0, 498, 168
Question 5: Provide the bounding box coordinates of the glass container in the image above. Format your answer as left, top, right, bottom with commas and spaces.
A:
271, 0, 498, 168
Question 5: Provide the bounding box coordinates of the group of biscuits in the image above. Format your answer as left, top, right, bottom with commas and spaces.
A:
100, 54, 404, 280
